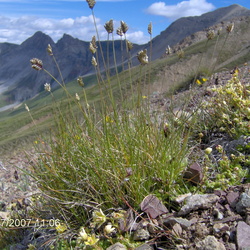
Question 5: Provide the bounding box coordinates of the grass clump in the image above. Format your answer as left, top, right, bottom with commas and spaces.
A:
16, 1, 196, 247
2, 1, 250, 249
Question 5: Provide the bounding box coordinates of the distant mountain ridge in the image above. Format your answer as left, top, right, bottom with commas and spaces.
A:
0, 4, 250, 105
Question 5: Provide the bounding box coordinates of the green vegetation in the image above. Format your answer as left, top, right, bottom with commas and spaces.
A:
0, 1, 250, 249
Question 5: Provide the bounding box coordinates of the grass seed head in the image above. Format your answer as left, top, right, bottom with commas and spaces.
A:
206, 30, 215, 40
86, 0, 96, 9
137, 49, 148, 65
44, 83, 51, 92
166, 45, 172, 55
91, 36, 98, 49
77, 77, 84, 87
30, 58, 43, 70
75, 93, 80, 101
121, 21, 129, 34
126, 40, 133, 51
116, 26, 123, 37
91, 56, 97, 67
104, 19, 114, 34
177, 48, 184, 59
89, 42, 97, 54
24, 104, 30, 112
47, 44, 53, 55
148, 22, 152, 35
226, 22, 234, 33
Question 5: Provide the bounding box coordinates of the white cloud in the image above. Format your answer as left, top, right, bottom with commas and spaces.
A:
0, 15, 147, 44
146, 0, 215, 20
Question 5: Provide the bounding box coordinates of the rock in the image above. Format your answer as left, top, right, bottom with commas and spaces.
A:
194, 222, 210, 238
213, 208, 224, 220
163, 217, 193, 229
178, 194, 219, 216
236, 221, 250, 250
134, 243, 154, 250
236, 193, 250, 214
175, 193, 192, 204
196, 235, 226, 250
107, 242, 127, 250
183, 162, 203, 184
226, 191, 240, 208
172, 223, 182, 237
133, 228, 150, 241
227, 243, 237, 250
214, 190, 226, 197
140, 194, 168, 219
213, 223, 229, 234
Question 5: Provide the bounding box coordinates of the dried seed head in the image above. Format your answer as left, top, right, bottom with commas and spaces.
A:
126, 40, 133, 51
148, 22, 152, 35
137, 49, 148, 65
24, 104, 30, 112
116, 27, 123, 37
91, 56, 97, 67
104, 19, 114, 34
121, 21, 128, 34
89, 42, 97, 54
217, 27, 222, 35
226, 23, 234, 33
206, 30, 215, 40
75, 93, 80, 101
44, 83, 51, 92
166, 45, 172, 55
77, 77, 84, 87
86, 0, 96, 9
47, 44, 53, 55
30, 58, 43, 70
91, 36, 98, 48
177, 48, 184, 59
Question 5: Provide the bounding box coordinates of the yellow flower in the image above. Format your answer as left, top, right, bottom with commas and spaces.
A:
142, 95, 148, 99
85, 234, 99, 246
92, 209, 106, 227
56, 223, 67, 234
202, 78, 207, 82
196, 79, 202, 85
105, 116, 114, 123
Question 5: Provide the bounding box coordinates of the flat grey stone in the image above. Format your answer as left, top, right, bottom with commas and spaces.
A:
178, 194, 219, 216
134, 243, 154, 250
107, 242, 127, 250
133, 228, 150, 241
237, 221, 250, 250
196, 235, 226, 250
163, 217, 193, 229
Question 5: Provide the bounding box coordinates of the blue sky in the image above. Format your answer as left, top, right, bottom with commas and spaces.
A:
0, 0, 249, 45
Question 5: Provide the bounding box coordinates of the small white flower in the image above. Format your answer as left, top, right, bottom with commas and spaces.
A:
104, 224, 115, 234
79, 227, 88, 241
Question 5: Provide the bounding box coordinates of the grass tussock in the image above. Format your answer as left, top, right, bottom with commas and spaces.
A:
1, 1, 250, 248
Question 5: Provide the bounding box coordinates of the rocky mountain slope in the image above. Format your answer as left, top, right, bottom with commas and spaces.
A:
0, 4, 250, 105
